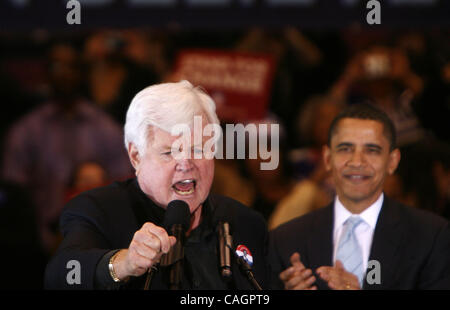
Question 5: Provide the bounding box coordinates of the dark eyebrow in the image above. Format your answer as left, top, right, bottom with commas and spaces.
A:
365, 143, 382, 150
335, 142, 354, 148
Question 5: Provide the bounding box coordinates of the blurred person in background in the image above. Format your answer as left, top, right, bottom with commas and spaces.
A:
242, 118, 295, 221
122, 30, 173, 82
211, 123, 256, 207
83, 30, 159, 124
208, 116, 294, 222
384, 140, 450, 221
399, 31, 450, 144
290, 95, 345, 183
49, 161, 111, 251
64, 161, 109, 204
1, 42, 132, 254
0, 70, 29, 164
269, 96, 344, 229
234, 27, 345, 149
0, 180, 47, 289
329, 45, 426, 147
0, 61, 44, 167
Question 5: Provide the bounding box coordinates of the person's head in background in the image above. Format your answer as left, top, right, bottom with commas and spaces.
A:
83, 31, 128, 64
242, 117, 285, 182
46, 42, 83, 107
65, 161, 109, 204
345, 45, 423, 106
124, 80, 220, 229
357, 46, 404, 100
241, 119, 294, 220
72, 161, 108, 192
384, 140, 450, 217
297, 95, 345, 148
323, 104, 401, 213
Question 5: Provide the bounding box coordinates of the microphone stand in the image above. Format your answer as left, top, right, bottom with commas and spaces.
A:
236, 256, 262, 290
143, 250, 184, 290
161, 225, 185, 290
144, 264, 158, 290
144, 225, 185, 290
168, 259, 183, 290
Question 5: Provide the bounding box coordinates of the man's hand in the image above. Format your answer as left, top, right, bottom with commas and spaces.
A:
316, 260, 361, 290
279, 252, 317, 290
112, 222, 177, 280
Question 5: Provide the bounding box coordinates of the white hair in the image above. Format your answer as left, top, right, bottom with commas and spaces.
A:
124, 80, 220, 154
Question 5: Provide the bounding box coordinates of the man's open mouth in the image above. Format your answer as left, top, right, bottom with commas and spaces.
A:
172, 179, 196, 195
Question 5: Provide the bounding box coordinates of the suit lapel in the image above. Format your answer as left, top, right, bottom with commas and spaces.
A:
364, 196, 404, 290
307, 204, 334, 290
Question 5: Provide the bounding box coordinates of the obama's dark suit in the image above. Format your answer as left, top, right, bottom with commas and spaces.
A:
269, 196, 450, 289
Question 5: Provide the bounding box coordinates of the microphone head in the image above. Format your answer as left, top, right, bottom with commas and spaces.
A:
212, 205, 233, 233
163, 200, 191, 233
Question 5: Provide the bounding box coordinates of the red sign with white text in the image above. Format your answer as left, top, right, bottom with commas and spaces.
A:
171, 49, 276, 123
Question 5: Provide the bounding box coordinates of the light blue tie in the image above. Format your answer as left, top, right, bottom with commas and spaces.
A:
335, 216, 364, 287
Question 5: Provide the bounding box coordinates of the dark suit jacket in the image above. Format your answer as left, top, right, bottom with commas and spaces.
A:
45, 178, 269, 290
269, 196, 450, 290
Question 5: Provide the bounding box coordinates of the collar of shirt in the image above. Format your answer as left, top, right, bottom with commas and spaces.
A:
333, 193, 384, 234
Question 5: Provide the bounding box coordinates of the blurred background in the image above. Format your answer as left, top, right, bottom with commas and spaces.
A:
0, 0, 449, 289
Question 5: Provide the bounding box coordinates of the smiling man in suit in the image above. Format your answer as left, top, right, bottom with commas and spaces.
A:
269, 104, 450, 290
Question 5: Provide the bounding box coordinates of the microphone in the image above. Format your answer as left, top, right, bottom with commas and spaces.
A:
160, 200, 190, 266
213, 205, 233, 280
145, 200, 190, 290
218, 221, 233, 280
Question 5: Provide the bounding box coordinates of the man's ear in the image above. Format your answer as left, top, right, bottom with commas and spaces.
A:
388, 148, 401, 175
323, 145, 332, 172
128, 143, 141, 171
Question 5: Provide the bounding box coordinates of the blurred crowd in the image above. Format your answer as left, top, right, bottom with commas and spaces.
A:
0, 28, 449, 289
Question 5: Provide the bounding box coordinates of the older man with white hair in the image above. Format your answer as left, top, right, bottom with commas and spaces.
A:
45, 81, 269, 290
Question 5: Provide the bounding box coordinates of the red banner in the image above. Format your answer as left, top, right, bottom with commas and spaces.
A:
171, 49, 276, 123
